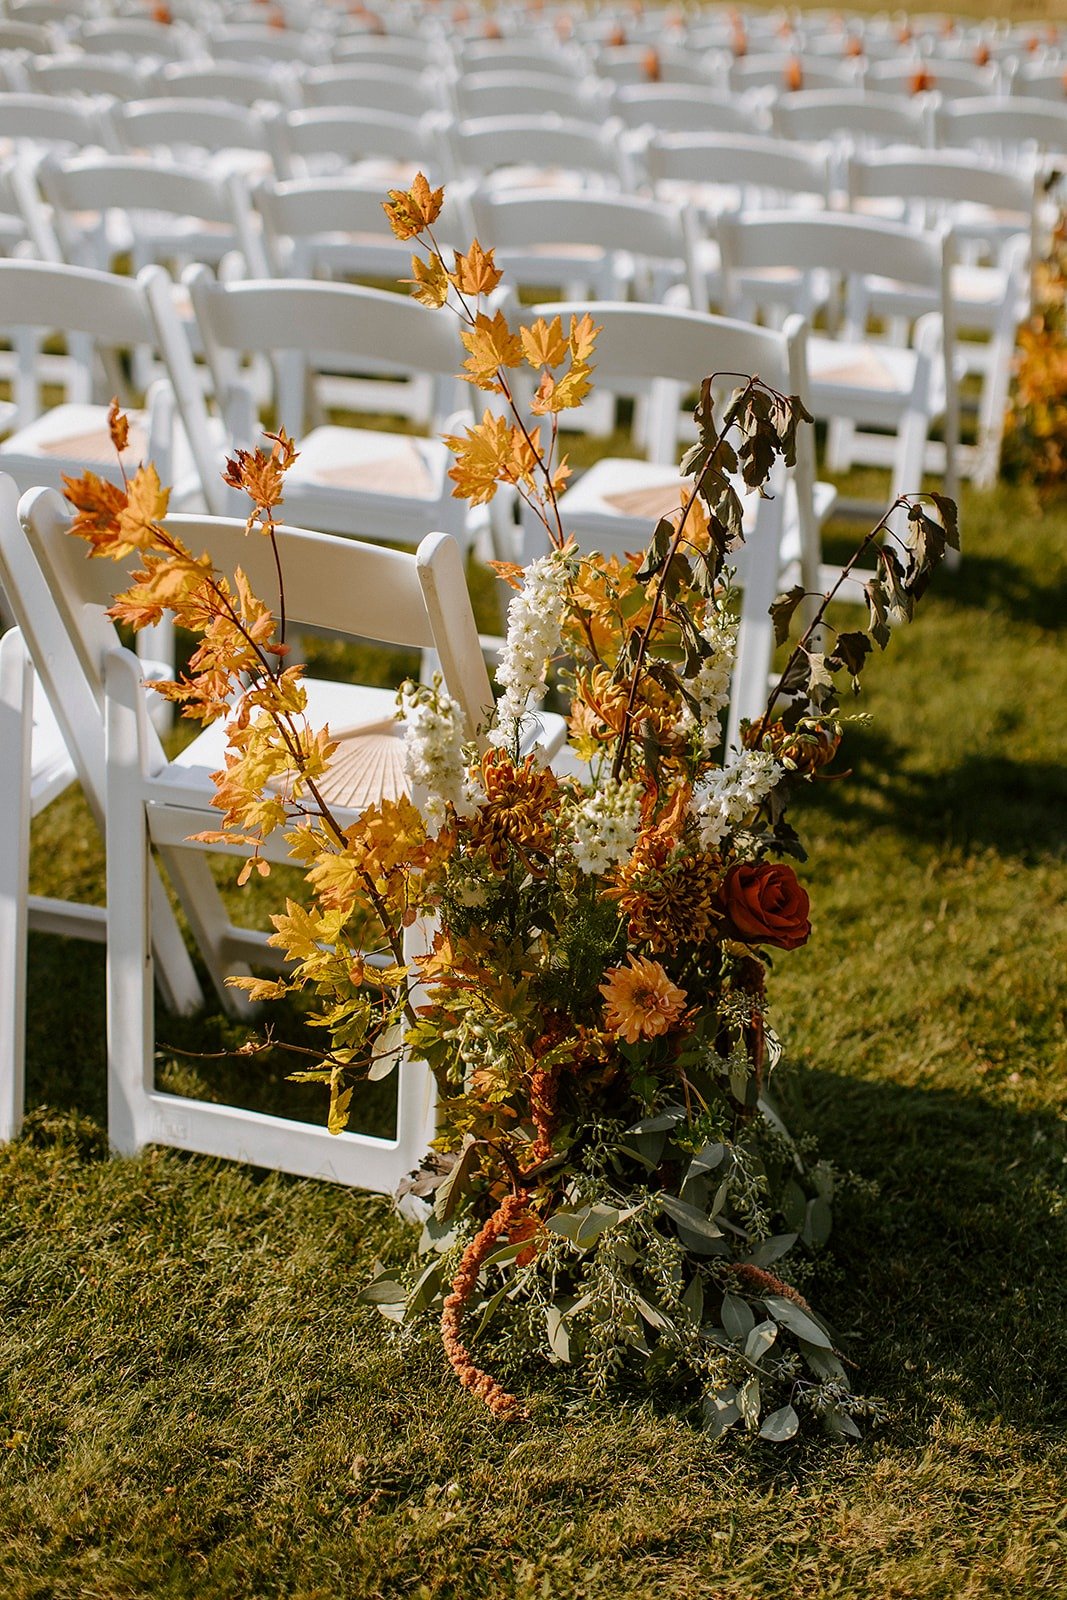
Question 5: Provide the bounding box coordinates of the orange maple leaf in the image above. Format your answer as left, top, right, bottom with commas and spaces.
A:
459, 309, 524, 391
62, 470, 127, 554
521, 315, 567, 372
407, 250, 450, 308
382, 173, 445, 241
107, 397, 130, 455
451, 238, 502, 298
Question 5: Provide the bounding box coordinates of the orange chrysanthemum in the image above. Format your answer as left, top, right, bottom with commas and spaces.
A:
464, 749, 560, 869
599, 955, 687, 1044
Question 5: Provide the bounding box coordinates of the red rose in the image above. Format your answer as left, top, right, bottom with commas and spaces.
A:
721, 862, 811, 951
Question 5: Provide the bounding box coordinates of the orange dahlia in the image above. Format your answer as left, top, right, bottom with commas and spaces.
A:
599, 955, 687, 1045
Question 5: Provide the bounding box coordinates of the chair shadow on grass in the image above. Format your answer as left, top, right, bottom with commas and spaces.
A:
791, 718, 1067, 862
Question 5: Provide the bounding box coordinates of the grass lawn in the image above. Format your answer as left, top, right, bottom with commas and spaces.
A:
2, 459, 1064, 1599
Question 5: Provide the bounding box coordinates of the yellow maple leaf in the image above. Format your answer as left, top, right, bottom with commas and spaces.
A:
443, 411, 511, 505
116, 463, 169, 554
459, 309, 524, 391
568, 311, 600, 365
529, 362, 593, 415
382, 172, 444, 241
407, 250, 450, 308
521, 315, 567, 371
451, 238, 503, 298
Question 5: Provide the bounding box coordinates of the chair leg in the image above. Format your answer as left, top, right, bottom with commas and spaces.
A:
0, 632, 32, 1141
105, 654, 156, 1156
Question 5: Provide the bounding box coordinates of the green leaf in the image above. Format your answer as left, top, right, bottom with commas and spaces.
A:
759, 1403, 800, 1442
738, 1374, 761, 1430
684, 1142, 725, 1184
824, 1405, 862, 1441
547, 1201, 620, 1250
627, 1106, 687, 1134
356, 1276, 407, 1307
763, 1294, 834, 1349
749, 1233, 798, 1267
744, 1319, 778, 1363
470, 1280, 512, 1341
681, 1273, 704, 1325
805, 1195, 833, 1251
545, 1304, 571, 1363
433, 1137, 480, 1223
659, 1194, 723, 1244
721, 1292, 755, 1343
769, 584, 806, 647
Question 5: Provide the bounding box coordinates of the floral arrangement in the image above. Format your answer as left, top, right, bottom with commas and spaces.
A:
65, 176, 958, 1441
1002, 207, 1067, 495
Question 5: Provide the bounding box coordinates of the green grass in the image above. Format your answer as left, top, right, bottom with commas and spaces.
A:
2, 471, 1066, 1596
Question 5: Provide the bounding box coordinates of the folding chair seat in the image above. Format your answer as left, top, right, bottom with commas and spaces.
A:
510, 302, 830, 751
718, 211, 959, 517
0, 473, 203, 1143
444, 114, 635, 193
611, 85, 769, 138
150, 268, 475, 553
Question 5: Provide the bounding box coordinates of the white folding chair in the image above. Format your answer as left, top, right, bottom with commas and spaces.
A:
70, 17, 196, 65
0, 89, 116, 157
643, 132, 832, 311
728, 51, 863, 95
329, 33, 445, 72
718, 211, 959, 515
444, 113, 635, 192
205, 22, 328, 68
150, 267, 475, 552
933, 98, 1067, 166
263, 104, 444, 184
296, 63, 452, 119
106, 97, 273, 180
771, 89, 932, 150
595, 43, 723, 89
612, 84, 769, 138
0, 472, 203, 1142
511, 301, 828, 751
458, 40, 590, 79
866, 57, 1000, 100
24, 54, 137, 102
453, 69, 611, 123
155, 59, 302, 110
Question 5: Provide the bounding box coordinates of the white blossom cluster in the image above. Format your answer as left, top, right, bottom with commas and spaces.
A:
694, 748, 783, 849
677, 600, 738, 751
569, 778, 643, 875
493, 549, 571, 748
398, 677, 477, 826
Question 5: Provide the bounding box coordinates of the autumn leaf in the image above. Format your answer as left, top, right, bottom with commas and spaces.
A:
568, 311, 600, 365
459, 309, 524, 390
443, 411, 511, 505
382, 172, 444, 241
487, 559, 526, 591
115, 463, 169, 554
62, 470, 127, 554
407, 250, 450, 308
107, 397, 129, 455
530, 363, 593, 415
451, 238, 502, 298
521, 315, 568, 371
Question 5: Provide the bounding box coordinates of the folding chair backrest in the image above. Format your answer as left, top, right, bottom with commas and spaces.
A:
719, 208, 949, 297
108, 98, 271, 163
460, 41, 589, 78
646, 132, 831, 204
845, 148, 1039, 263
455, 70, 605, 122
297, 63, 450, 116
729, 52, 861, 93
934, 97, 1067, 159
156, 60, 299, 109
25, 55, 134, 102
772, 89, 930, 147
447, 114, 632, 188
613, 85, 767, 136
73, 18, 193, 63
264, 105, 442, 180
0, 19, 53, 53
0, 90, 115, 152
866, 57, 1000, 99
330, 34, 443, 71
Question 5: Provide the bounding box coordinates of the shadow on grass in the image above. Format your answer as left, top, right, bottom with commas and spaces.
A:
776, 1062, 1067, 1447
792, 719, 1067, 861
22, 933, 397, 1147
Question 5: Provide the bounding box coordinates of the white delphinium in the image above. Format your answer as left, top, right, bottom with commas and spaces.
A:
569, 778, 643, 875
677, 598, 738, 752
493, 549, 571, 749
398, 677, 477, 826
694, 748, 782, 849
